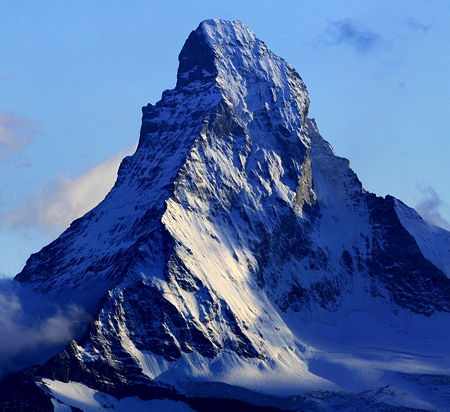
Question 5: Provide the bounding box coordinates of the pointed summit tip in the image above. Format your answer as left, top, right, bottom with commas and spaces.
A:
176, 18, 309, 121
176, 19, 256, 88
197, 18, 256, 42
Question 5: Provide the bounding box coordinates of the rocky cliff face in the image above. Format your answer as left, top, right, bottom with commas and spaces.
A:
6, 19, 450, 411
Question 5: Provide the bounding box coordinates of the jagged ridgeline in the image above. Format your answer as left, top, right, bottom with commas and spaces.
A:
4, 19, 450, 412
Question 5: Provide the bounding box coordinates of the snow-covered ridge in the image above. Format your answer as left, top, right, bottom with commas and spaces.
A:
395, 198, 450, 277
196, 19, 309, 123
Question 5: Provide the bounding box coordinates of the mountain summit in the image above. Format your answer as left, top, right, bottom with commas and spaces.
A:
5, 19, 450, 411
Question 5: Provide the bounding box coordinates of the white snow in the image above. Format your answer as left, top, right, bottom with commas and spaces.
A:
395, 198, 450, 277
42, 379, 195, 412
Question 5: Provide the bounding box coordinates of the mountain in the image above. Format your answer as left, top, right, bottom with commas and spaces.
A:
2, 19, 450, 412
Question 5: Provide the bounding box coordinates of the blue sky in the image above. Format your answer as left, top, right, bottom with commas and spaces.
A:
1, 1, 449, 276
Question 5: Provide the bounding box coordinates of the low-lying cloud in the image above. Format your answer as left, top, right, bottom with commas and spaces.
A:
416, 186, 450, 231
325, 19, 381, 54
0, 278, 90, 378
2, 146, 135, 231
0, 111, 41, 161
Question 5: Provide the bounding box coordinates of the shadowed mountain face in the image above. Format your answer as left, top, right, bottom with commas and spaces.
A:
6, 19, 450, 411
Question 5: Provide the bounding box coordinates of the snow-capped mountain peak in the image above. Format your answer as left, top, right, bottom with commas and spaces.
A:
7, 19, 450, 412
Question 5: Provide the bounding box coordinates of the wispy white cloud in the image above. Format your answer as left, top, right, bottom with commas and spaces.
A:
0, 279, 90, 377
0, 111, 41, 160
416, 186, 450, 231
2, 146, 135, 231
406, 17, 431, 33
324, 19, 381, 54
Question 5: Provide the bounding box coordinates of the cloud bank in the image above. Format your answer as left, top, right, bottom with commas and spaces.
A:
416, 187, 450, 231
325, 19, 381, 54
0, 111, 41, 161
3, 146, 135, 231
0, 278, 90, 378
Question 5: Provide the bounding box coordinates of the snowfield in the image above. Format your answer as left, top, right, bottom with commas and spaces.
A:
43, 380, 195, 412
